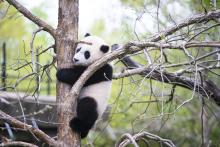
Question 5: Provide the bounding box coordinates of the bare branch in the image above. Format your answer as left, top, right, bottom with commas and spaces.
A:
113, 62, 220, 104
113, 64, 158, 79
150, 10, 220, 42
0, 137, 38, 147
0, 142, 37, 147
30, 28, 43, 96
187, 23, 220, 42
5, 0, 56, 38
130, 41, 220, 50
67, 10, 220, 113
0, 110, 57, 146
30, 27, 43, 72
115, 131, 176, 147
37, 44, 55, 56
116, 133, 139, 147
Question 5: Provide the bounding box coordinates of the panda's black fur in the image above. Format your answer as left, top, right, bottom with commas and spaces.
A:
56, 65, 112, 87
56, 34, 113, 138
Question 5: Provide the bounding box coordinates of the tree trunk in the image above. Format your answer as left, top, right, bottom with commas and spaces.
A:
56, 0, 80, 146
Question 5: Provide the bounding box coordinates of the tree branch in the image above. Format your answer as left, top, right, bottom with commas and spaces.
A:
150, 10, 220, 42
0, 110, 57, 146
5, 0, 56, 38
122, 41, 220, 51
115, 131, 176, 147
56, 0, 80, 146
67, 10, 220, 109
0, 138, 38, 147
113, 60, 220, 104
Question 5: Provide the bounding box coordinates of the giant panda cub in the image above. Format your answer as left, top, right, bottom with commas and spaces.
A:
56, 33, 113, 138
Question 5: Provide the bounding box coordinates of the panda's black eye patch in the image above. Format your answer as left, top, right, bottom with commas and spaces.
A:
76, 48, 81, 53
100, 45, 109, 53
84, 51, 90, 59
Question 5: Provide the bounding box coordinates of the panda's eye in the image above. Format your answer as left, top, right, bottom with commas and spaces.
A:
76, 48, 81, 53
84, 51, 90, 59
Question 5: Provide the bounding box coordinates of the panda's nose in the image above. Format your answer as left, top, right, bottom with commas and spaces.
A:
73, 58, 79, 62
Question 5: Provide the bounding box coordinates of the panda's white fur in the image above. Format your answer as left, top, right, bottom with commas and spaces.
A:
73, 36, 110, 66
79, 80, 112, 116
56, 34, 113, 138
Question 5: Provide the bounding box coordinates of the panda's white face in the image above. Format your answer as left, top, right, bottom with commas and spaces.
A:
73, 36, 110, 66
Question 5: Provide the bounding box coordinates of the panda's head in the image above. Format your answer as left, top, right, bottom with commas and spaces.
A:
73, 34, 110, 66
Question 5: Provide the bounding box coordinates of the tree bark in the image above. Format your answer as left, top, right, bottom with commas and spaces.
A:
56, 0, 80, 146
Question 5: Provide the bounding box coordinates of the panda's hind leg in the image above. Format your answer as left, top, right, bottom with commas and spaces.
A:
69, 97, 98, 138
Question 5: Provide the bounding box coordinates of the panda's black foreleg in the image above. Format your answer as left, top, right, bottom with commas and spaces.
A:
56, 67, 86, 85
69, 97, 98, 138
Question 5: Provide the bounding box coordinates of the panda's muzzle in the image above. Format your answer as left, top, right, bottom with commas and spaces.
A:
73, 58, 79, 62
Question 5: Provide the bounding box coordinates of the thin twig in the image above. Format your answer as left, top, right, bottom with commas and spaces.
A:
36, 44, 55, 56
115, 131, 176, 147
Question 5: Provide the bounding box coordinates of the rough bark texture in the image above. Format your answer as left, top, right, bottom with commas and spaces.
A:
56, 0, 80, 146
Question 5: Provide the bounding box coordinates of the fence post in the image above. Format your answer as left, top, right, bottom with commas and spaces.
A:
47, 61, 51, 95
36, 48, 40, 95
1, 42, 6, 91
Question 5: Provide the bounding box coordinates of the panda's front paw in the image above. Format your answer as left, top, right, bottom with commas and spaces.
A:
56, 69, 65, 81
56, 68, 76, 85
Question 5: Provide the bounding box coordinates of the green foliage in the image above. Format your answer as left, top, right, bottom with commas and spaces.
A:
31, 6, 48, 20
0, 3, 27, 44
120, 0, 146, 9
89, 19, 106, 36
0, 2, 56, 95
88, 18, 134, 44
187, 0, 220, 12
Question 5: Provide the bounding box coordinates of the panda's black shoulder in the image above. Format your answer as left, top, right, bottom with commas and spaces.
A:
84, 64, 113, 86
74, 66, 87, 73
100, 63, 113, 80
91, 63, 113, 81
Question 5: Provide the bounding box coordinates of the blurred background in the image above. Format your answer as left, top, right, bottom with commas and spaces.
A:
0, 0, 220, 146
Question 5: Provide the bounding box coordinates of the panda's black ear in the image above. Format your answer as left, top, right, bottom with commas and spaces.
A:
100, 45, 109, 53
84, 33, 91, 37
